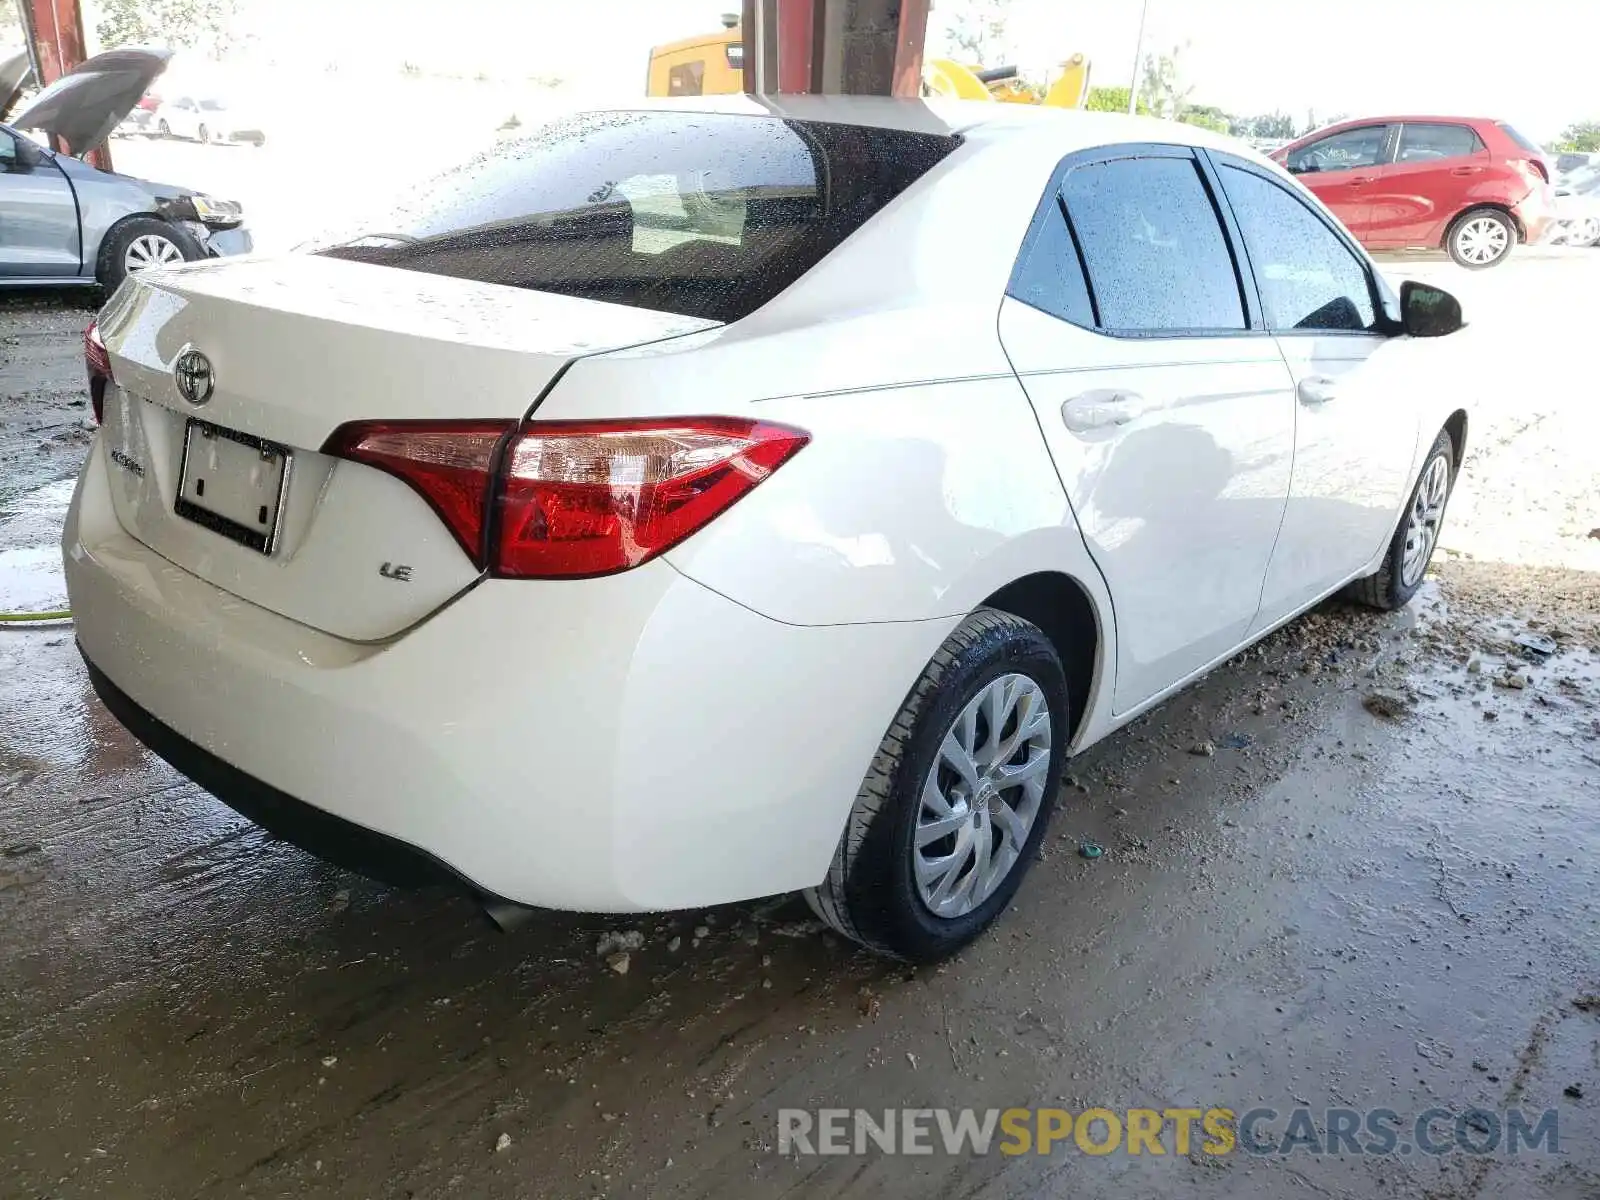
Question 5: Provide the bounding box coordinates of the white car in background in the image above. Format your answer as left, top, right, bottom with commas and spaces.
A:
156, 95, 265, 146
1552, 162, 1600, 247
67, 98, 1466, 961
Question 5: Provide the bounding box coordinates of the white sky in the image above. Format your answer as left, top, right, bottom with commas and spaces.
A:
83, 0, 1598, 141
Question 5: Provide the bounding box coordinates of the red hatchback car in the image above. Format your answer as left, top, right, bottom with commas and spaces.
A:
1273, 116, 1554, 268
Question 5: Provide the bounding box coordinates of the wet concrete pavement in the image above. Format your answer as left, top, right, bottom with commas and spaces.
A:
2, 257, 1598, 1199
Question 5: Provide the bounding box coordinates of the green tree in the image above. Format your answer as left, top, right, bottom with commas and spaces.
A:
1233, 111, 1297, 140
1138, 45, 1194, 119
1085, 85, 1149, 116
1552, 120, 1600, 152
1181, 104, 1231, 134
943, 0, 1013, 68
95, 0, 240, 58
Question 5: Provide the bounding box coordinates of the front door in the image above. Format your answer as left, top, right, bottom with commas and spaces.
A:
998, 149, 1296, 713
0, 128, 80, 278
1284, 124, 1394, 239
1210, 157, 1421, 627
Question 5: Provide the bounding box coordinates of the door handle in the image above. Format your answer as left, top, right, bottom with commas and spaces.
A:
1297, 376, 1338, 406
1350, 175, 1377, 185
1450, 165, 1484, 176
1061, 390, 1146, 433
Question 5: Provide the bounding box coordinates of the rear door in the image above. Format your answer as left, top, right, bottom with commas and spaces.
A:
1365, 121, 1489, 247
998, 146, 1296, 713
1283, 124, 1394, 238
0, 127, 80, 277
1210, 155, 1419, 627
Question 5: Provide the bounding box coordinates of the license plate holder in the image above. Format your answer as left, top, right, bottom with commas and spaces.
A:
174, 418, 292, 555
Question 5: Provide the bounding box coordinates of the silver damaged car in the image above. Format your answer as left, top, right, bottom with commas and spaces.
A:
0, 48, 252, 290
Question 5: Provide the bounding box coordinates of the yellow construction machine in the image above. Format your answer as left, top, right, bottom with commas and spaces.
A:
922, 56, 1092, 108
644, 19, 1091, 108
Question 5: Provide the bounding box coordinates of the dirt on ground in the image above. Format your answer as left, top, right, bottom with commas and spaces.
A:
0, 255, 1597, 1200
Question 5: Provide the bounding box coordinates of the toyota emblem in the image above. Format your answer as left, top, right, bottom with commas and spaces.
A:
174, 349, 215, 406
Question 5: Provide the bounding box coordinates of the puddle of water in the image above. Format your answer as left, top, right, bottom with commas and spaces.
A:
0, 480, 74, 615
0, 478, 75, 552
0, 546, 67, 616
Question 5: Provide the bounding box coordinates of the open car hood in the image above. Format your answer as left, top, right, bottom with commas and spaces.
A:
0, 50, 33, 122
7, 48, 171, 156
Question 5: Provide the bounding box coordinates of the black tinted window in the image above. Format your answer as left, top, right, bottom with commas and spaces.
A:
1287, 126, 1387, 174
1396, 123, 1482, 162
317, 112, 961, 323
1220, 165, 1376, 332
1009, 196, 1094, 326
1062, 156, 1244, 332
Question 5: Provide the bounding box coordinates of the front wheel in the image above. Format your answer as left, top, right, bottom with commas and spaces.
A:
96, 218, 204, 291
1345, 430, 1456, 611
804, 609, 1069, 962
197, 123, 210, 143
157, 119, 171, 137
1447, 208, 1515, 269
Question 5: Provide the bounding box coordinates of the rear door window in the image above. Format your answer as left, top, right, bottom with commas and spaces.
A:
1061, 155, 1245, 333
316, 111, 961, 323
1396, 123, 1484, 163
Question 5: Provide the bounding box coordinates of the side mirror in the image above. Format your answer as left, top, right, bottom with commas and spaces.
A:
1399, 280, 1463, 337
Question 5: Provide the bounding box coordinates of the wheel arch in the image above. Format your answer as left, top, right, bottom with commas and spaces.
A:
1443, 409, 1468, 466
978, 570, 1106, 750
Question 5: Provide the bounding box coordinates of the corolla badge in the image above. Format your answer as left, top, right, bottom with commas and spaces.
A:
174, 349, 215, 405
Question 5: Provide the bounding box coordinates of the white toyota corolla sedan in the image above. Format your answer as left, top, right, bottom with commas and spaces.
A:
65, 96, 1466, 961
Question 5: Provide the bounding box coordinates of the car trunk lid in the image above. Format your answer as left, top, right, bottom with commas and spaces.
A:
93, 254, 717, 641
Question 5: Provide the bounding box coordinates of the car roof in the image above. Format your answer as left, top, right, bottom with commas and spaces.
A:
581, 93, 1244, 155
1293, 114, 1507, 141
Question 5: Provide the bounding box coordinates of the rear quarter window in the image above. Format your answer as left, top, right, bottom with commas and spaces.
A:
317, 111, 961, 323
1497, 122, 1545, 155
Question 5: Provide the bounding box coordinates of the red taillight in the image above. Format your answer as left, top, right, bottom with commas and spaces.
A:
322, 420, 516, 563
494, 417, 809, 578
84, 320, 112, 424
324, 415, 809, 577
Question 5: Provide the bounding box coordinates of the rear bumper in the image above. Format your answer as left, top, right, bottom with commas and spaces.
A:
1514, 186, 1556, 243
64, 437, 952, 911
83, 655, 458, 889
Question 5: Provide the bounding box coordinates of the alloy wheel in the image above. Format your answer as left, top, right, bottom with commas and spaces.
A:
913, 672, 1052, 919
1455, 217, 1509, 265
124, 234, 186, 273
1401, 453, 1451, 587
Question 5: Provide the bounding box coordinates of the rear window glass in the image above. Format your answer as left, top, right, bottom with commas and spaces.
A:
317, 111, 961, 323
1497, 122, 1544, 155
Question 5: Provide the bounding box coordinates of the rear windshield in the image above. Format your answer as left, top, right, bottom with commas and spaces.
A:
317, 111, 961, 322
1497, 122, 1544, 155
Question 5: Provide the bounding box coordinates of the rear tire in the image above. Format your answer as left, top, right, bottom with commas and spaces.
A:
1446, 207, 1515, 269
157, 119, 170, 137
804, 609, 1069, 962
1345, 430, 1456, 611
197, 123, 210, 143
